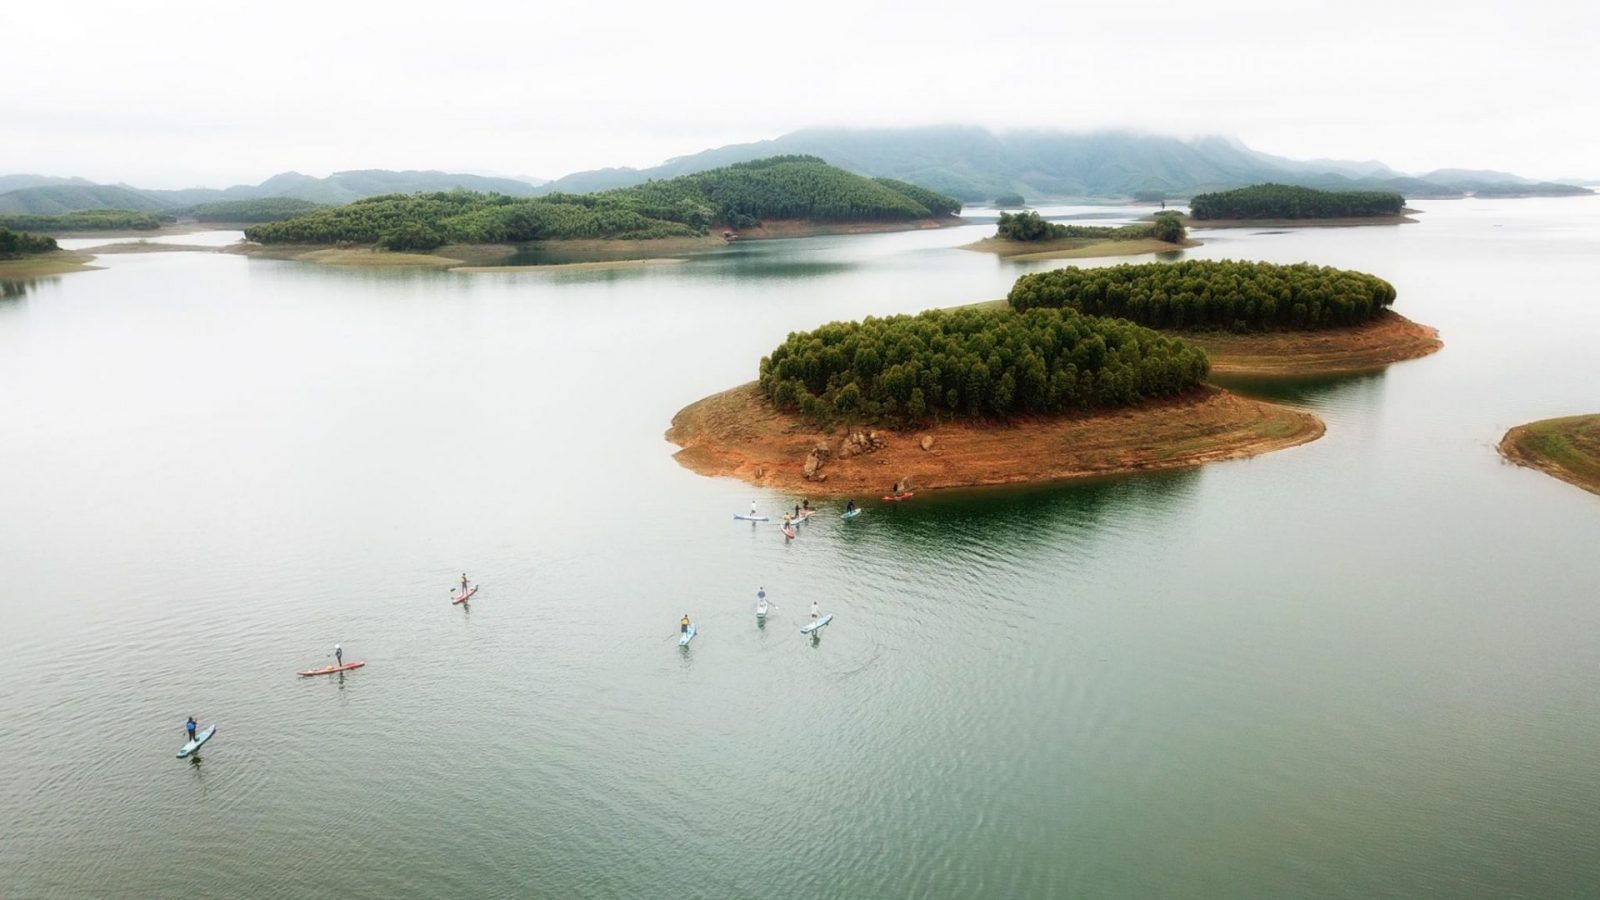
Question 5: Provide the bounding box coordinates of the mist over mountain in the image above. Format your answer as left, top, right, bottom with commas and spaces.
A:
0, 170, 543, 215
1, 128, 1588, 216
536, 126, 1591, 202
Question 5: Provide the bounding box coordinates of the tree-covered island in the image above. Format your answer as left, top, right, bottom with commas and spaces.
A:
1187, 183, 1408, 223
668, 304, 1322, 496
1007, 260, 1439, 376
963, 209, 1193, 262
242, 157, 963, 258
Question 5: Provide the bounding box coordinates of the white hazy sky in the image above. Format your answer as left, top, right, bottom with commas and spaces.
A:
2, 0, 1596, 188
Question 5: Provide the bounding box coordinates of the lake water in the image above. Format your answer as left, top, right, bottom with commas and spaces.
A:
3, 198, 1599, 898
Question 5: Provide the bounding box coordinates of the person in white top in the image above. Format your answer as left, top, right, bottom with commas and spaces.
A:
810, 601, 820, 620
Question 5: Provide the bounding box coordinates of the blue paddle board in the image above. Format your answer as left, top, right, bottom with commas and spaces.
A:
177, 724, 216, 758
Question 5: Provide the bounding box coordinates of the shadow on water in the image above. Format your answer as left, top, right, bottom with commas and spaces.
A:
1211, 369, 1390, 407
832, 466, 1203, 553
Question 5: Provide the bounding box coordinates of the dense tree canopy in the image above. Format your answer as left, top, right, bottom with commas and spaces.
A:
244, 157, 962, 250
995, 210, 1186, 244
1188, 183, 1405, 220
758, 306, 1209, 425
185, 198, 324, 223
1007, 259, 1398, 331
993, 193, 1026, 208
0, 210, 166, 232
0, 226, 58, 258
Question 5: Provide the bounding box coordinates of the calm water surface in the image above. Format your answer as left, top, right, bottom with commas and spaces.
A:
3, 198, 1599, 898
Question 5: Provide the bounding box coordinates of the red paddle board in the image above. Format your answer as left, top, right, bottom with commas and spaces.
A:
452, 584, 478, 605
298, 661, 366, 676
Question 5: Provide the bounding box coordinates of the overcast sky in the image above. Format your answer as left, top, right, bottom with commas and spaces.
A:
3, 0, 1596, 188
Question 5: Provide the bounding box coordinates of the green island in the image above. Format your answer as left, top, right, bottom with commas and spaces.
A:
0, 209, 168, 233
668, 305, 1322, 495
241, 156, 962, 268
993, 193, 1026, 208
0, 225, 95, 276
1499, 415, 1600, 496
1187, 183, 1410, 226
963, 209, 1195, 262
1006, 259, 1441, 376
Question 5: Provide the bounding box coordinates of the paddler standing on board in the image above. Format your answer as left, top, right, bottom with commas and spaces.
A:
334, 644, 343, 668
185, 716, 197, 743
459, 573, 470, 594
845, 499, 856, 514
810, 600, 820, 621
681, 614, 692, 634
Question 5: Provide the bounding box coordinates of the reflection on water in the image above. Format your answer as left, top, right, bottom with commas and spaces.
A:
1, 278, 38, 300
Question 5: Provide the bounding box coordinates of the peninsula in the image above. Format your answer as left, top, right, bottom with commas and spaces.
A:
241, 156, 962, 267
1498, 415, 1600, 496
0, 225, 95, 276
668, 306, 1323, 495
1006, 259, 1441, 377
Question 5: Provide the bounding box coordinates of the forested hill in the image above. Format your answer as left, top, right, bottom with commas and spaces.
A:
1188, 184, 1406, 220
244, 157, 962, 250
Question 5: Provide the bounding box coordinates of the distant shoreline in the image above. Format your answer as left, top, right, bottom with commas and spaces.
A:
229, 217, 965, 271
961, 235, 1199, 261
1182, 212, 1418, 229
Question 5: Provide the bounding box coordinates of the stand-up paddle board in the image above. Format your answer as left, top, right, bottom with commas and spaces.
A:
782, 524, 796, 539
298, 661, 366, 676
177, 725, 216, 758
452, 584, 479, 605
756, 601, 768, 619
734, 514, 769, 521
841, 508, 861, 519
882, 492, 915, 501
801, 613, 833, 635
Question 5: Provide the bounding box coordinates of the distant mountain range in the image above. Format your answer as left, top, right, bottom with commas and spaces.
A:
0, 127, 1588, 215
535, 127, 1592, 202
0, 170, 546, 216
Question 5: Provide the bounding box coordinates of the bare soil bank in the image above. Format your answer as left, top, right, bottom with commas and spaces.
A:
961, 236, 1200, 261
667, 383, 1323, 497
1499, 415, 1600, 496
1182, 311, 1442, 377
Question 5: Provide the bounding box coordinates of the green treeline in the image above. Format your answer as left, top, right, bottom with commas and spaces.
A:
1007, 259, 1397, 331
994, 193, 1026, 208
0, 225, 59, 258
995, 210, 1185, 244
758, 306, 1209, 425
1188, 183, 1405, 220
185, 198, 325, 223
0, 210, 167, 232
245, 157, 962, 251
